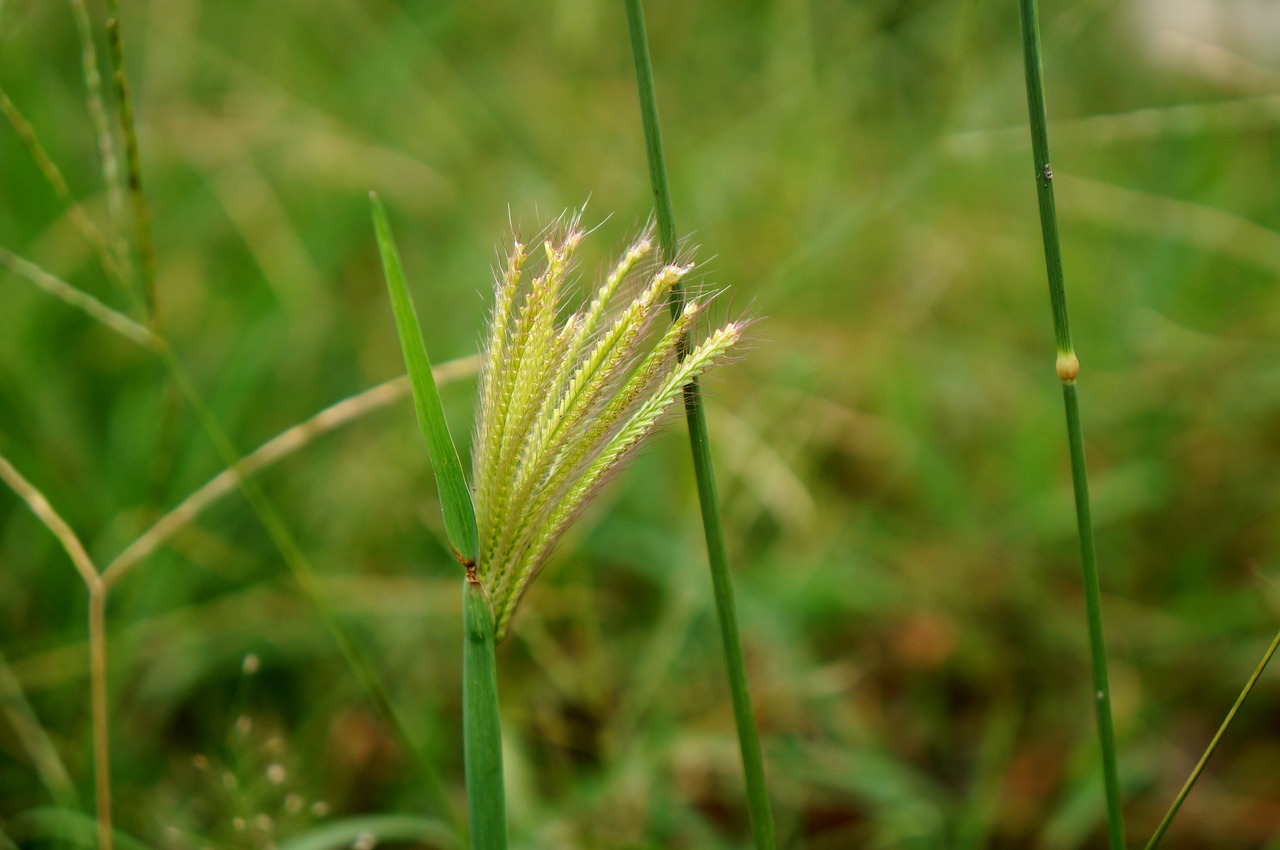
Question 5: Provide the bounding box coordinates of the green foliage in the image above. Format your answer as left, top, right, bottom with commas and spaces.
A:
2, 1, 1279, 848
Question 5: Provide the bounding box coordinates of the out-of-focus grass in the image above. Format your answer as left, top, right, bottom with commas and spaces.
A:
1, 0, 1278, 847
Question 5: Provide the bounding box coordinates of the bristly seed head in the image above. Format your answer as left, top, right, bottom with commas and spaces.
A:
471, 213, 743, 640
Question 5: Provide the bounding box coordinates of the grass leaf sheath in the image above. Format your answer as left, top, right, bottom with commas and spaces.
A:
462, 581, 508, 850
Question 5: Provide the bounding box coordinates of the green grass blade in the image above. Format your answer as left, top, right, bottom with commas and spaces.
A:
1016, 3, 1125, 848
370, 193, 479, 568
1143, 626, 1280, 849
462, 580, 508, 850
623, 2, 778, 848
277, 815, 458, 850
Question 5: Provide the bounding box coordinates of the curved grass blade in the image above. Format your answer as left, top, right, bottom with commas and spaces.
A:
370, 193, 479, 567
462, 580, 508, 850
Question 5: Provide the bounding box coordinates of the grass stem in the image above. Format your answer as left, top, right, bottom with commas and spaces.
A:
1016, 3, 1125, 847
88, 585, 111, 850
623, 2, 778, 846
103, 0, 157, 321
462, 580, 508, 850
68, 0, 131, 287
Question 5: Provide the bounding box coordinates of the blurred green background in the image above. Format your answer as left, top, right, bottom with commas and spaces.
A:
2, 0, 1279, 847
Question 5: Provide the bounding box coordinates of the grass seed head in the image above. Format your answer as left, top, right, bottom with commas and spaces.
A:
472, 214, 743, 640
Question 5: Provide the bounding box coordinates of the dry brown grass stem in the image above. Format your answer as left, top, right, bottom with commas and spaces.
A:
0, 248, 154, 346
103, 357, 476, 587
0, 454, 99, 587
0, 453, 112, 850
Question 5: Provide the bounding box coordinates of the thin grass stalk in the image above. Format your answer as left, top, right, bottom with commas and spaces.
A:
0, 454, 112, 850
103, 362, 474, 586
0, 86, 126, 290
462, 580, 507, 850
1143, 626, 1280, 849
0, 249, 153, 346
68, 0, 131, 285
88, 585, 111, 850
622, 2, 778, 847
102, 0, 157, 320
66, 0, 130, 289
1016, 3, 1125, 847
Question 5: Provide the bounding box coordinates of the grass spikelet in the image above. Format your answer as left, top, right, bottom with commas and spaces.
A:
472, 217, 741, 641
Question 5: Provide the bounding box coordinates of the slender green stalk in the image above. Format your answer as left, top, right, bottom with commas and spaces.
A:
1016, 3, 1124, 848
462, 581, 508, 850
68, 0, 132, 290
623, 3, 778, 847
87, 586, 110, 850
103, 0, 157, 320
1144, 627, 1280, 849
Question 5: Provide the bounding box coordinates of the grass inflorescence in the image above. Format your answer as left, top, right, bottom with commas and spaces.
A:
375, 203, 744, 847
473, 218, 743, 639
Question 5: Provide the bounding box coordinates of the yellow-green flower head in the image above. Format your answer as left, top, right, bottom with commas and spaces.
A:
472, 215, 742, 640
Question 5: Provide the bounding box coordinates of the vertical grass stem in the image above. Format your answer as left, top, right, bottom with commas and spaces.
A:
462, 580, 508, 850
88, 585, 111, 850
623, 2, 778, 847
1017, 2, 1125, 848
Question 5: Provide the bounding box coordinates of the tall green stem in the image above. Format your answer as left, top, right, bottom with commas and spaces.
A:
462, 580, 508, 850
623, 2, 778, 847
1016, 3, 1124, 848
